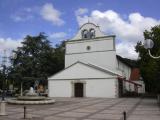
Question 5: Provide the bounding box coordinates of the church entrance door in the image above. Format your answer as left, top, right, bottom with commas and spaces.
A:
74, 83, 83, 97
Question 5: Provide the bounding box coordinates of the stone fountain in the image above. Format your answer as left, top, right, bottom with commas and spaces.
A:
7, 87, 55, 105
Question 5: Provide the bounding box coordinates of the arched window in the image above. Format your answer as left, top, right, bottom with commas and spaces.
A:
89, 28, 95, 38
82, 29, 89, 39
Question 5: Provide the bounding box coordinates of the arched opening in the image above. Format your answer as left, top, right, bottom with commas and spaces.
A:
81, 29, 89, 39
74, 83, 83, 97
89, 28, 95, 38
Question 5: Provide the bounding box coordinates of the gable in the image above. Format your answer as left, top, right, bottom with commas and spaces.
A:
48, 62, 119, 80
71, 23, 105, 40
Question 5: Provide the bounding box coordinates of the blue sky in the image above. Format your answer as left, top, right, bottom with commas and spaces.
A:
0, 0, 160, 59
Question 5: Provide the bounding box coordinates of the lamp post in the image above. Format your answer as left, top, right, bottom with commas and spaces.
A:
144, 39, 160, 104
144, 39, 160, 59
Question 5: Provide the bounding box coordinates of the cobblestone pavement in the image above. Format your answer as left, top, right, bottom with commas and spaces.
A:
0, 98, 160, 120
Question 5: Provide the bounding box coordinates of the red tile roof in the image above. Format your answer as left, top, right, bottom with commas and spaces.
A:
129, 68, 140, 81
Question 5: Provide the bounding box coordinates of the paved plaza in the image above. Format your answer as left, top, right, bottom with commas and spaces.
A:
0, 97, 160, 120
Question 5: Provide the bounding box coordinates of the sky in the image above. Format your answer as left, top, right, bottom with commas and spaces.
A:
0, 0, 160, 60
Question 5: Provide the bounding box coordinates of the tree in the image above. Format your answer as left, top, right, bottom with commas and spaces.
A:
8, 33, 65, 91
135, 25, 160, 93
53, 41, 65, 71
0, 70, 3, 90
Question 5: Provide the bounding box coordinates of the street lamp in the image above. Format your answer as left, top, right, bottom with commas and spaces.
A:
144, 39, 160, 104
144, 39, 160, 59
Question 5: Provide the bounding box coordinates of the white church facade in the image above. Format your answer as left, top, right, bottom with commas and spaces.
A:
48, 23, 145, 98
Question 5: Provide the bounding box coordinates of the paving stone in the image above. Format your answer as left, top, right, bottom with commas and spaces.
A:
44, 116, 77, 120
135, 107, 160, 111
128, 115, 160, 120
100, 109, 125, 114
31, 110, 60, 116
72, 108, 98, 113
5, 113, 25, 119
109, 107, 131, 112
1, 98, 160, 120
5, 111, 16, 115
89, 113, 122, 120
82, 119, 94, 120
132, 110, 160, 115
56, 112, 90, 118
48, 108, 64, 111
83, 106, 106, 110
7, 108, 23, 112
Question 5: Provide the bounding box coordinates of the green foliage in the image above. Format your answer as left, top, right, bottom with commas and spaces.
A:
135, 25, 160, 93
8, 33, 65, 90
0, 70, 3, 89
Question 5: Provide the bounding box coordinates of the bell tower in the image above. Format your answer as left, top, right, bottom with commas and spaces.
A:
65, 23, 117, 70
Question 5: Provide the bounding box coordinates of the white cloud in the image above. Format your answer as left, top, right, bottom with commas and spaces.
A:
11, 7, 35, 22
116, 42, 138, 59
75, 8, 88, 16
0, 38, 22, 53
11, 15, 33, 22
41, 3, 64, 26
76, 10, 160, 59
0, 38, 22, 66
49, 32, 67, 40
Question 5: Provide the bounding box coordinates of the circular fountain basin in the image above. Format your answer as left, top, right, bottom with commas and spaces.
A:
8, 87, 55, 105
17, 96, 46, 101
7, 97, 55, 105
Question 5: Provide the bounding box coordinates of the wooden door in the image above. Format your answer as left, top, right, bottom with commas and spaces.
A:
74, 83, 83, 97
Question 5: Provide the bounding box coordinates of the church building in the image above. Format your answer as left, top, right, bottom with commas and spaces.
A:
48, 23, 145, 98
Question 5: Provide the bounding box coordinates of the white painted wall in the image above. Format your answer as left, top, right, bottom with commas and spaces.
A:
48, 80, 72, 97
48, 79, 117, 98
86, 79, 117, 98
125, 82, 132, 91
117, 60, 131, 80
66, 38, 114, 54
66, 52, 117, 70
48, 62, 116, 80
65, 25, 117, 70
117, 60, 132, 93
